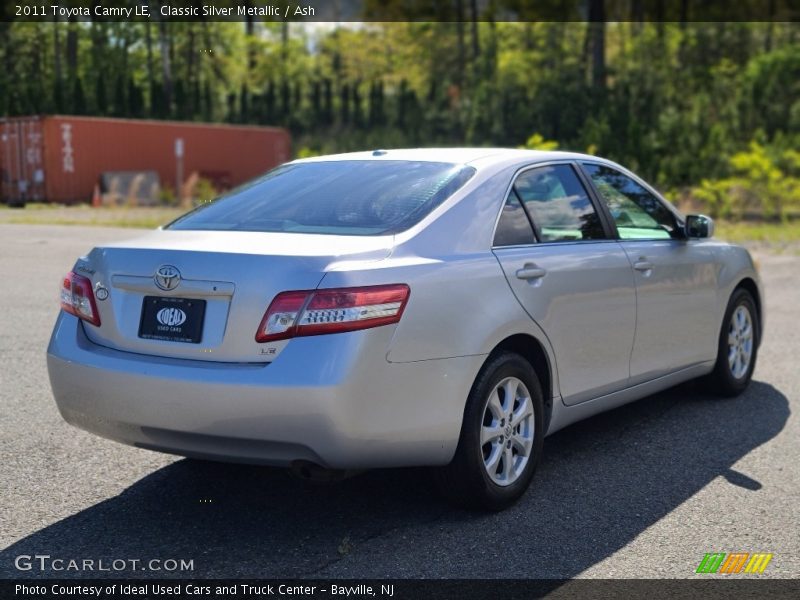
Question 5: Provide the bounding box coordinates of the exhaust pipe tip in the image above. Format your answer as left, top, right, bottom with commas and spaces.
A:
289, 460, 362, 484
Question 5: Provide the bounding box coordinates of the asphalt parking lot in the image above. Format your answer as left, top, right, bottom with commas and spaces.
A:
0, 224, 797, 579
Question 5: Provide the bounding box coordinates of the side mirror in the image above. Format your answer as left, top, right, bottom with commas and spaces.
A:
685, 214, 714, 239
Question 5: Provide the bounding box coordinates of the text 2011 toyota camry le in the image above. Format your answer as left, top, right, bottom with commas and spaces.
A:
47, 149, 763, 510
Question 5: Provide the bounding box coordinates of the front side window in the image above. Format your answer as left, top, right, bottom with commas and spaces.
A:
513, 164, 606, 242
582, 163, 679, 240
167, 160, 476, 236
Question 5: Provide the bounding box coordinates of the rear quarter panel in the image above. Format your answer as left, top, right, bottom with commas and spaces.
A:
319, 164, 563, 399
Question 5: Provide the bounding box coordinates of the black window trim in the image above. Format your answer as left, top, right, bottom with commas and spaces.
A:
511, 186, 540, 243
491, 160, 618, 249
577, 161, 688, 242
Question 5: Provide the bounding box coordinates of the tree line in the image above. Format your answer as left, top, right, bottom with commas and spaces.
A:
0, 13, 798, 217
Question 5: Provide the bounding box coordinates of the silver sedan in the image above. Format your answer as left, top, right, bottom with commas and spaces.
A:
47, 149, 763, 510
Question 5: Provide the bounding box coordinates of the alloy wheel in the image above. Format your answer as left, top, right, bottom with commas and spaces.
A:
480, 376, 535, 486
727, 304, 754, 380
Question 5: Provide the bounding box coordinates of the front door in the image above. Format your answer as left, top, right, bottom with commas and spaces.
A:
581, 163, 720, 384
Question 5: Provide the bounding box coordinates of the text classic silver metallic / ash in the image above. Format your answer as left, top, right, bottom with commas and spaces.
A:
48, 149, 762, 510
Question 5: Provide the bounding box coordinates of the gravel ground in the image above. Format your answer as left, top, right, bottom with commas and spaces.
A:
0, 225, 797, 580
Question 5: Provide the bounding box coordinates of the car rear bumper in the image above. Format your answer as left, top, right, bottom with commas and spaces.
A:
47, 313, 483, 469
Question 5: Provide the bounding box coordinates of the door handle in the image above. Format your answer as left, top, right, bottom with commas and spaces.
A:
516, 264, 547, 280
633, 260, 654, 272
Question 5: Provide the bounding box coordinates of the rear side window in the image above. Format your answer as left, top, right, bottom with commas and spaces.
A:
514, 165, 606, 242
167, 161, 476, 236
494, 194, 536, 246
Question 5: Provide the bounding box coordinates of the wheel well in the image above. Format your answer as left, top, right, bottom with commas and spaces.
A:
490, 334, 553, 433
735, 277, 762, 342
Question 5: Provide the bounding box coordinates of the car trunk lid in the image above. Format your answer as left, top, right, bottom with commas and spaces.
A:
75, 230, 393, 362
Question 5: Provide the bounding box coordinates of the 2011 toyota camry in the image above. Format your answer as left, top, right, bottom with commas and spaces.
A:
47, 149, 763, 510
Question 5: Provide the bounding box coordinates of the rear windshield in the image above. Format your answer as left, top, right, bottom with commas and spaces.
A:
166, 160, 476, 236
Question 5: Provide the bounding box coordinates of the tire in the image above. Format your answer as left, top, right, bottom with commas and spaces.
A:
706, 288, 759, 397
436, 352, 544, 511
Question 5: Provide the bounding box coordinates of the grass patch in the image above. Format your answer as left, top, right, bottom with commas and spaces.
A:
0, 204, 185, 229
714, 220, 800, 244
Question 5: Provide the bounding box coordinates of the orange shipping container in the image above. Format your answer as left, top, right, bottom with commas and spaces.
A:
0, 115, 291, 205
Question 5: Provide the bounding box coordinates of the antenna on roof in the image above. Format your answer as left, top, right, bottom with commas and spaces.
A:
372, 149, 388, 156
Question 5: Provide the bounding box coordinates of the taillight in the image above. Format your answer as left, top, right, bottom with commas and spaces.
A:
60, 271, 101, 326
255, 291, 309, 343
256, 284, 410, 343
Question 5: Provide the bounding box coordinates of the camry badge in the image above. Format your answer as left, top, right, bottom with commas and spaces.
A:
154, 265, 181, 291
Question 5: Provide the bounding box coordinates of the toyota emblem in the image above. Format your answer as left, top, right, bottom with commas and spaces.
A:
154, 265, 181, 291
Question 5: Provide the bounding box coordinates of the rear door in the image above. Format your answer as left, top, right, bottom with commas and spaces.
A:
492, 162, 637, 406
581, 162, 719, 383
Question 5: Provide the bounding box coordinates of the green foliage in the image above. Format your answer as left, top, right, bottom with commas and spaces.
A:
158, 185, 177, 207
295, 146, 321, 159
691, 142, 800, 221
692, 178, 740, 220
741, 47, 800, 138
191, 178, 218, 205
519, 133, 559, 151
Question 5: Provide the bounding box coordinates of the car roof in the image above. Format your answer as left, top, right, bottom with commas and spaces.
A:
292, 148, 601, 168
